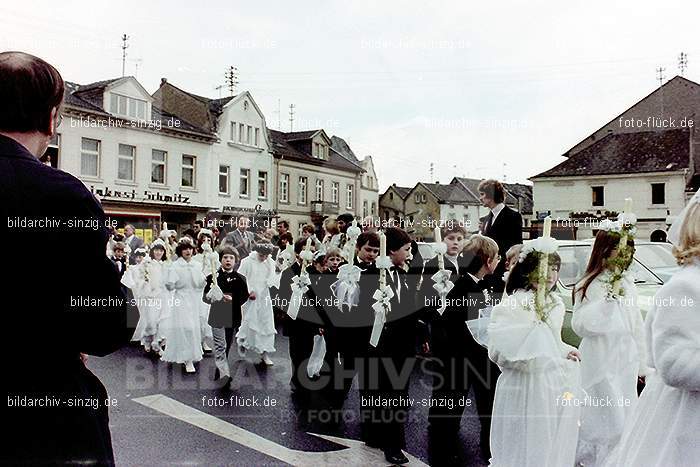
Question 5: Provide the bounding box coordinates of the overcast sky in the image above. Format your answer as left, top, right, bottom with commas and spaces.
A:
3, 1, 699, 190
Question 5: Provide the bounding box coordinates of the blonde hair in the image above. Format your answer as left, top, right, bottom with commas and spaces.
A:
673, 202, 700, 265
505, 244, 523, 262
324, 219, 340, 236
325, 247, 343, 260
462, 234, 499, 274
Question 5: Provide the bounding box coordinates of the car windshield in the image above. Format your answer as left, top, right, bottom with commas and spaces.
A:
558, 245, 661, 288
634, 243, 677, 269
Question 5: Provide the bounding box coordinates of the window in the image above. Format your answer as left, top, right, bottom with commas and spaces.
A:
280, 173, 289, 203
371, 201, 376, 215
332, 182, 339, 203
363, 200, 368, 218
258, 171, 268, 199
415, 193, 422, 203
347, 184, 354, 209
315, 179, 324, 201
238, 123, 245, 143
80, 138, 100, 177
219, 165, 230, 194
312, 143, 318, 158
389, 192, 394, 200
230, 122, 236, 141
181, 155, 196, 188
110, 93, 146, 119
151, 149, 167, 184
117, 144, 135, 181
651, 183, 665, 205
298, 176, 308, 204
247, 125, 252, 144
592, 186, 604, 206
239, 168, 250, 197
254, 128, 260, 147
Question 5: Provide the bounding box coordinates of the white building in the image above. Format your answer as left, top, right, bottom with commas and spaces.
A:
269, 129, 367, 235
56, 76, 217, 241
153, 80, 275, 228
531, 76, 700, 241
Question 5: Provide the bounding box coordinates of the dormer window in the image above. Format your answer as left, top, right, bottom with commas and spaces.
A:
110, 93, 146, 120
313, 142, 327, 159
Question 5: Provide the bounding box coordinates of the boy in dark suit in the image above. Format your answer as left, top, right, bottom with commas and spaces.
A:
428, 234, 501, 465
204, 246, 249, 383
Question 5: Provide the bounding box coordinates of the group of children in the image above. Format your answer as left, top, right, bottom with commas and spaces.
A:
107, 196, 700, 466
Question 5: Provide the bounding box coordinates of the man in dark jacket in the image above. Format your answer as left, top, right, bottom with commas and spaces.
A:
478, 179, 523, 293
0, 52, 129, 466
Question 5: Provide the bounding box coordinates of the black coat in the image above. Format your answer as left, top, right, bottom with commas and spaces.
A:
0, 134, 129, 465
483, 205, 523, 291
204, 268, 248, 328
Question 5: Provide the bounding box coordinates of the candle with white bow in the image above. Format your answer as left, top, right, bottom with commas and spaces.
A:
430, 225, 453, 315
612, 198, 633, 296
536, 216, 552, 315
370, 230, 394, 347
331, 220, 363, 311
288, 237, 314, 320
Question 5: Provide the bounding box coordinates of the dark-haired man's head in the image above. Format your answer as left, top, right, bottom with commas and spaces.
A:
0, 52, 64, 157
336, 213, 354, 233
478, 179, 506, 209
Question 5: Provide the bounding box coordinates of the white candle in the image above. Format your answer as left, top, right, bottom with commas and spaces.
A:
434, 226, 445, 270
542, 216, 552, 238
379, 231, 386, 287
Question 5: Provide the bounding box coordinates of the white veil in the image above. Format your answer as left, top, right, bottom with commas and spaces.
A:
668, 190, 700, 246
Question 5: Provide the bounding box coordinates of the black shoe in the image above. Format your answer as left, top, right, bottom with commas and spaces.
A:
383, 448, 408, 465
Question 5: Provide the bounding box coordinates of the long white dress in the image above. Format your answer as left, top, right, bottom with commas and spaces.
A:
603, 259, 700, 467
488, 290, 582, 467
235, 252, 279, 357
192, 251, 220, 342
572, 272, 648, 466
122, 258, 171, 349
161, 257, 207, 363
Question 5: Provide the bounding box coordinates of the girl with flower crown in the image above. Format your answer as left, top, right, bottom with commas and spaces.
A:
488, 238, 582, 467
603, 192, 700, 466
192, 228, 220, 353
572, 219, 648, 467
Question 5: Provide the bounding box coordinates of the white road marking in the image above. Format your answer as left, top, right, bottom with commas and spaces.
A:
132, 394, 428, 466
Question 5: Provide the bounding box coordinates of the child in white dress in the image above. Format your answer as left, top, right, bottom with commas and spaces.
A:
161, 238, 207, 373
192, 229, 219, 352
236, 242, 279, 365
604, 192, 700, 467
573, 229, 648, 466
488, 240, 582, 467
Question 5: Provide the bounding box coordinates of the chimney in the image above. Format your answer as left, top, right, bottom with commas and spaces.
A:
160, 77, 168, 87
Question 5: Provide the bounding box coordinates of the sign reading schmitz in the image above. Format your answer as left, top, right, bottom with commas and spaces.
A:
89, 185, 191, 205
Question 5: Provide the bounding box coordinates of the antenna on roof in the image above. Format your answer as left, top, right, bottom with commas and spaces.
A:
121, 34, 129, 77
289, 104, 295, 131
214, 85, 224, 98
224, 66, 239, 96
678, 52, 688, 76
131, 58, 142, 79
503, 162, 507, 182
656, 66, 666, 86
429, 162, 434, 182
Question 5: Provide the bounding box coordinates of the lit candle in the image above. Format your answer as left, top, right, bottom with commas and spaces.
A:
542, 216, 552, 238
163, 222, 168, 231
434, 226, 444, 270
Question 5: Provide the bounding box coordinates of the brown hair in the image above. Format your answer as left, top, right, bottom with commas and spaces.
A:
478, 179, 505, 204
462, 234, 499, 274
324, 219, 340, 236
441, 223, 467, 239
507, 251, 561, 295
302, 224, 316, 235
574, 230, 635, 302
0, 52, 65, 133
385, 227, 411, 253
356, 231, 380, 249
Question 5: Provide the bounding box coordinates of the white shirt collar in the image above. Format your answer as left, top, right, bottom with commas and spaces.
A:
491, 203, 505, 218
468, 272, 480, 284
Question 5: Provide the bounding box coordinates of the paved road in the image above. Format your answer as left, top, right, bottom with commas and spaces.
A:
89, 331, 490, 466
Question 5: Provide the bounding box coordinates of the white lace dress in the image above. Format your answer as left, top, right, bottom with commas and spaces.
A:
161, 257, 207, 363
603, 260, 700, 467
235, 252, 279, 357
488, 290, 582, 467
572, 273, 648, 466
192, 251, 220, 341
